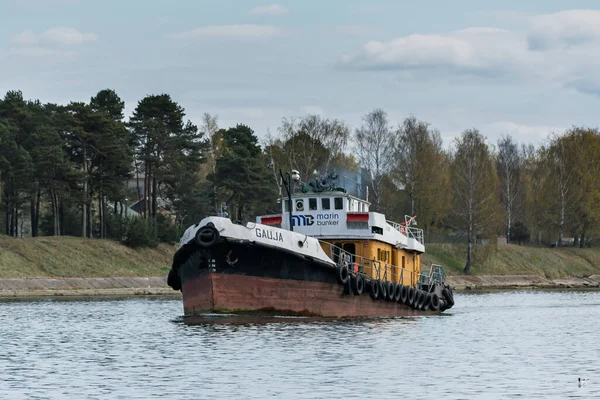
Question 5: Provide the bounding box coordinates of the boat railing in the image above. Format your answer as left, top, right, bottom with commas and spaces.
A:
407, 226, 424, 244
418, 264, 447, 291
386, 219, 425, 244
320, 241, 420, 287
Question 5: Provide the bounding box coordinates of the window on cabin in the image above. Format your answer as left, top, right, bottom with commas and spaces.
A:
295, 199, 304, 211
309, 198, 317, 210
377, 249, 381, 261
284, 200, 290, 212
334, 197, 343, 210
322, 198, 330, 210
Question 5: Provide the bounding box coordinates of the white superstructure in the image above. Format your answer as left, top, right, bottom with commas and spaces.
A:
256, 173, 425, 253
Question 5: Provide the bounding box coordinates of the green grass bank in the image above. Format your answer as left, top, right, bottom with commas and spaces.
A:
2, 235, 600, 280
423, 243, 600, 279
0, 234, 175, 279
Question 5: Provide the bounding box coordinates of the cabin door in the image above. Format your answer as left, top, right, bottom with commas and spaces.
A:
343, 243, 356, 263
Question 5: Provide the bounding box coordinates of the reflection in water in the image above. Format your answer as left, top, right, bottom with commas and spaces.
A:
0, 290, 598, 399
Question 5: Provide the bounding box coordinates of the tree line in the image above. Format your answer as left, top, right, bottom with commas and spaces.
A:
1, 90, 598, 273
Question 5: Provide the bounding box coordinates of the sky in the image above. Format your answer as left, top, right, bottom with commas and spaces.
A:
1, 0, 600, 148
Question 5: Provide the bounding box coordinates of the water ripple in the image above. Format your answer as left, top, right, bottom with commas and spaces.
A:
0, 290, 599, 399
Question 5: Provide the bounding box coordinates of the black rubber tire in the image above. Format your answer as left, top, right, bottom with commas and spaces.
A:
429, 293, 441, 311
400, 285, 409, 304
379, 280, 387, 300
167, 268, 181, 291
352, 274, 364, 295
369, 279, 379, 300
421, 293, 431, 310
443, 288, 455, 307
415, 290, 425, 309
195, 225, 220, 248
407, 287, 416, 307
338, 265, 349, 285
343, 275, 352, 294
439, 299, 448, 312
394, 284, 403, 303
386, 282, 395, 301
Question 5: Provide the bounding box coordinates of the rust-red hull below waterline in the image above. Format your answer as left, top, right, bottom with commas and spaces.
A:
182, 273, 436, 318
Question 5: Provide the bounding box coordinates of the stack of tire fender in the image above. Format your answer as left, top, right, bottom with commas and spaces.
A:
337, 264, 455, 312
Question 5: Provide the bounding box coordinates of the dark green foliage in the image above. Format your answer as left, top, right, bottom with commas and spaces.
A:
510, 221, 530, 245
129, 94, 208, 223
122, 217, 158, 248
156, 213, 180, 244
213, 124, 274, 221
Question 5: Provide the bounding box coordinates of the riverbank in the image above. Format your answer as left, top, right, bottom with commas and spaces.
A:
0, 274, 599, 298
0, 234, 175, 278
1, 235, 600, 297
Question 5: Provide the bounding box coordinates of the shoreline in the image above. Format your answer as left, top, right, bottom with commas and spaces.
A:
0, 274, 599, 298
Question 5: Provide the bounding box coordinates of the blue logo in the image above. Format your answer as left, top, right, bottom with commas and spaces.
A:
292, 215, 314, 226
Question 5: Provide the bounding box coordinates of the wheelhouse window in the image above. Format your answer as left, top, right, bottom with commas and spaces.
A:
322, 198, 330, 210
295, 199, 304, 211
334, 197, 343, 210
284, 200, 290, 212
309, 198, 317, 210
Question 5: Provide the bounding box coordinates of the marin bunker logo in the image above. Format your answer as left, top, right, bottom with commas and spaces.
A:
292, 213, 339, 227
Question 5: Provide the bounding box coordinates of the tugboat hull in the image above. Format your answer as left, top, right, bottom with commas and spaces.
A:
168, 217, 453, 318
182, 270, 432, 318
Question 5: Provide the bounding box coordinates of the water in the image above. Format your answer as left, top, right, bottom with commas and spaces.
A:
1, 290, 598, 399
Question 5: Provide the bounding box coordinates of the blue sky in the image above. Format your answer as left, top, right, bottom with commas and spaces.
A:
2, 0, 600, 148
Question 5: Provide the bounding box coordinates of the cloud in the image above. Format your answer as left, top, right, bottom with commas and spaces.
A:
170, 24, 282, 40
249, 4, 288, 16
484, 121, 563, 142
339, 28, 533, 78
13, 27, 98, 46
528, 10, 600, 50
567, 78, 600, 97
14, 30, 37, 45
338, 10, 600, 96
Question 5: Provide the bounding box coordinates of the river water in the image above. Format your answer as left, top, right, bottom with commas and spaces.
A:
0, 290, 598, 399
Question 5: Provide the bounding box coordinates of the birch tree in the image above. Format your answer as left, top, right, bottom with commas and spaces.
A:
354, 109, 395, 212
450, 129, 497, 274
394, 115, 450, 228
277, 114, 349, 181
497, 135, 523, 243
544, 133, 578, 246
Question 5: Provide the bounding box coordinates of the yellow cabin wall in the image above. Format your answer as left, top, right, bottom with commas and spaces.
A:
320, 239, 423, 287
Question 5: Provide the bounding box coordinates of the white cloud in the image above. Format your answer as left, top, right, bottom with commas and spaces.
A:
483, 121, 564, 143
170, 25, 282, 40
338, 10, 600, 96
339, 28, 534, 78
249, 4, 288, 16
528, 10, 600, 50
13, 27, 98, 46
13, 30, 37, 45
41, 27, 98, 45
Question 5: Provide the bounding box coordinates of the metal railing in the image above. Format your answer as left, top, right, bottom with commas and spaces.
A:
319, 240, 438, 288
418, 264, 447, 292
407, 226, 424, 244
386, 217, 425, 245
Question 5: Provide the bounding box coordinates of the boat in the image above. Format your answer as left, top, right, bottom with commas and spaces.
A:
167, 170, 454, 317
